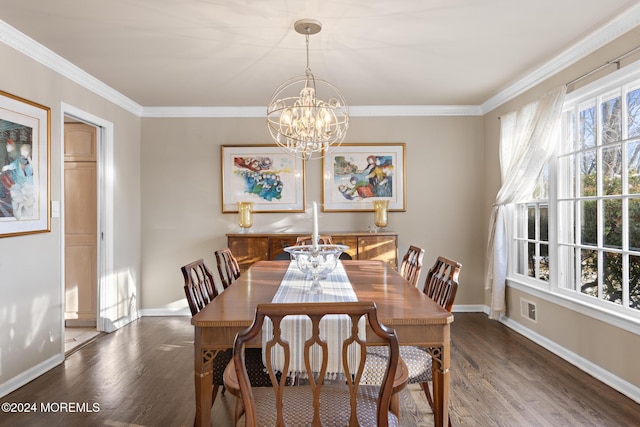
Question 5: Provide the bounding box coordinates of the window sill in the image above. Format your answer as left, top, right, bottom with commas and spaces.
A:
506, 276, 640, 336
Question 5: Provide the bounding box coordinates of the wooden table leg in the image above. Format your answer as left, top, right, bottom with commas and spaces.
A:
429, 340, 450, 427
194, 329, 214, 427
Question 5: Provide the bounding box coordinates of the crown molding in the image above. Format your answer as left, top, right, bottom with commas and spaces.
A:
0, 19, 144, 116
141, 106, 266, 118
3, 5, 640, 119
481, 3, 640, 114
141, 104, 483, 118
349, 105, 483, 117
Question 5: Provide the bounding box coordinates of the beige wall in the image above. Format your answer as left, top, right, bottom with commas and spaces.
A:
483, 27, 640, 393
140, 115, 486, 310
0, 43, 141, 393
2, 15, 639, 403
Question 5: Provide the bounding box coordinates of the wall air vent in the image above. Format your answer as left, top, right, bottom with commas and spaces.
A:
520, 298, 537, 323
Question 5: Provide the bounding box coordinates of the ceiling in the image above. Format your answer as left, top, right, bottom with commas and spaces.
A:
1, 0, 640, 112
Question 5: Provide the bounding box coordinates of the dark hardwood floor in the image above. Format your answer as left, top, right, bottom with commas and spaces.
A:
2, 313, 639, 426
448, 314, 640, 426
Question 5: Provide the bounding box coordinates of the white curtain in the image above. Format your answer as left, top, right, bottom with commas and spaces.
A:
486, 86, 566, 319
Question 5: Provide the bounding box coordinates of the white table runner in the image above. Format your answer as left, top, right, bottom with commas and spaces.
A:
262, 261, 366, 377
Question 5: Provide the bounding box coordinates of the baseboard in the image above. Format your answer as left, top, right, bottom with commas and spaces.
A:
500, 316, 640, 404
0, 353, 64, 398
65, 319, 97, 328
102, 311, 142, 333
138, 307, 191, 317
452, 304, 488, 313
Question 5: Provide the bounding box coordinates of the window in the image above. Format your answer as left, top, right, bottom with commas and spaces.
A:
508, 61, 640, 319
514, 168, 550, 282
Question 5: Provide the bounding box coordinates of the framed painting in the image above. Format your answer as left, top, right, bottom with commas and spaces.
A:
322, 143, 406, 212
0, 90, 50, 237
221, 145, 305, 212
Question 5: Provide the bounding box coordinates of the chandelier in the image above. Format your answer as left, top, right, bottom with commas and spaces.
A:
267, 19, 349, 161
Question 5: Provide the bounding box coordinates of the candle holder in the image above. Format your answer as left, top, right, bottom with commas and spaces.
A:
237, 201, 253, 232
284, 244, 349, 293
373, 200, 389, 231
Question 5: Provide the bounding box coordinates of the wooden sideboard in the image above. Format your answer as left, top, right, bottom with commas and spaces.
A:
227, 232, 398, 272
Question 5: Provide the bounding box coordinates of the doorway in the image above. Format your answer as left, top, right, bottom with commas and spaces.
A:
63, 120, 101, 353
61, 103, 118, 340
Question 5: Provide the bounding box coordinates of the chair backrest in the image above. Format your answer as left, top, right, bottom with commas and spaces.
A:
215, 247, 241, 289
180, 259, 219, 315
273, 251, 292, 260
399, 245, 425, 287
232, 301, 399, 427
423, 256, 461, 312
295, 235, 334, 245
339, 252, 353, 260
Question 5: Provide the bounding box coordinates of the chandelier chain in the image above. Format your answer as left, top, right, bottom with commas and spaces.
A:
305, 33, 311, 76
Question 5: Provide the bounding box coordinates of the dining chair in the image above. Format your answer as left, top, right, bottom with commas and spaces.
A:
215, 247, 241, 289
180, 258, 272, 409
364, 255, 461, 424
398, 245, 425, 288
181, 258, 218, 315
273, 251, 293, 260
339, 252, 354, 260
223, 301, 408, 427
423, 256, 461, 311
295, 234, 334, 245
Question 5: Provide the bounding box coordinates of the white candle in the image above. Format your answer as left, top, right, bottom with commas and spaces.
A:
312, 201, 319, 249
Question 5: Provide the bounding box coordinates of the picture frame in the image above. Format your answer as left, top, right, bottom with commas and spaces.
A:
0, 90, 50, 237
322, 143, 406, 212
221, 145, 305, 212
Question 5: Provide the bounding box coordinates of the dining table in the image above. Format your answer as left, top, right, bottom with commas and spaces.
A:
191, 259, 454, 426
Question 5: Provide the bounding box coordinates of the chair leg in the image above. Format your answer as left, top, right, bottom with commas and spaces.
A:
422, 381, 453, 427
421, 381, 434, 409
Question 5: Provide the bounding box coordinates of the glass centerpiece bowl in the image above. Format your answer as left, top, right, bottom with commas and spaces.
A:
284, 244, 349, 293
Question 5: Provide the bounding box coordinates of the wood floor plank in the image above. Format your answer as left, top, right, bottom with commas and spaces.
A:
448, 313, 640, 426
2, 314, 639, 426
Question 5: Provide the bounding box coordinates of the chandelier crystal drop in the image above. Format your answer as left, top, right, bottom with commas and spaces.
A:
267, 19, 349, 161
